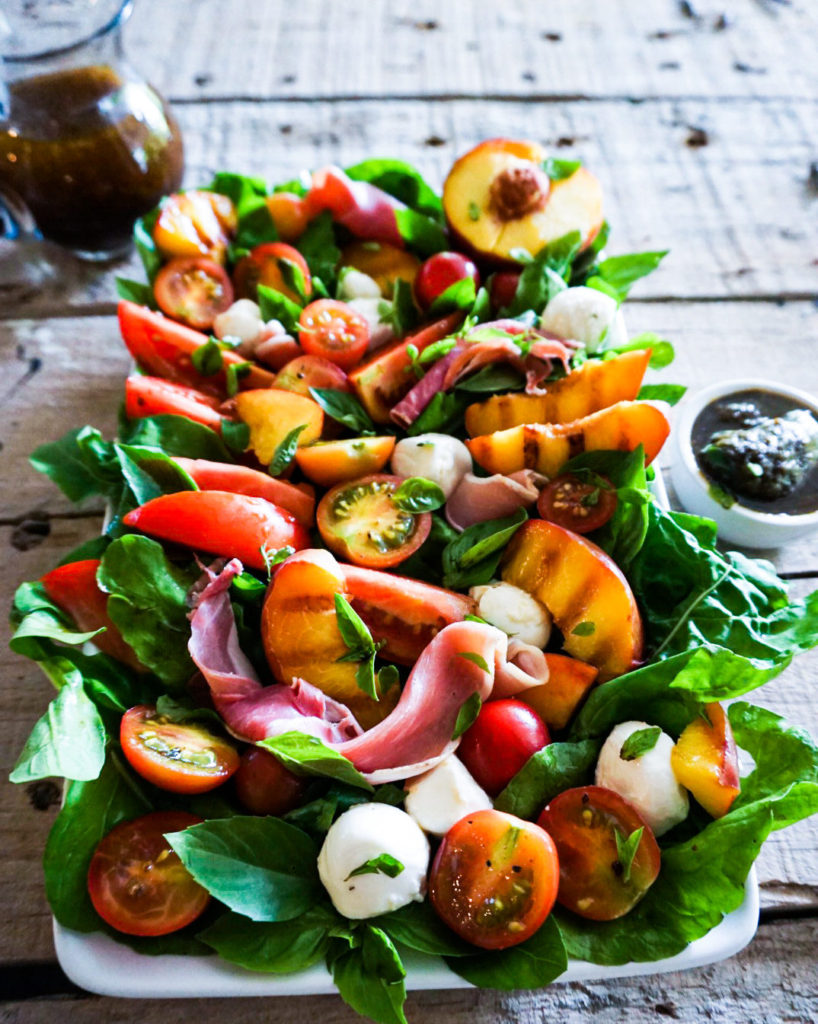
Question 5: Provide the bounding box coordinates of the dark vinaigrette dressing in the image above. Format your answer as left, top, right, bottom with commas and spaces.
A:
692, 389, 818, 516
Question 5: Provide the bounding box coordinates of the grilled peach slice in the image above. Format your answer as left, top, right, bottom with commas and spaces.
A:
234, 388, 323, 465
502, 520, 643, 680
295, 436, 396, 487
443, 139, 603, 266
517, 653, 599, 730
464, 350, 651, 437
466, 401, 670, 477
671, 703, 741, 818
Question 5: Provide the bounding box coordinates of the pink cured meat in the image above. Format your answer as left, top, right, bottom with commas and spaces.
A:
389, 346, 464, 428
445, 470, 545, 531
308, 166, 405, 248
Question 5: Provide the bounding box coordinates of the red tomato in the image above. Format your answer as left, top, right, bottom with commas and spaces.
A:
265, 192, 311, 242
233, 242, 312, 303
490, 271, 520, 310
414, 251, 481, 309
429, 809, 559, 949
153, 257, 234, 331
537, 474, 618, 534
120, 705, 240, 794
118, 301, 275, 396
153, 190, 236, 263
40, 560, 142, 671
537, 785, 661, 921
316, 473, 431, 569
298, 299, 370, 372
273, 354, 352, 396
124, 375, 225, 432
87, 811, 209, 936
233, 747, 309, 815
458, 698, 550, 796
123, 490, 310, 569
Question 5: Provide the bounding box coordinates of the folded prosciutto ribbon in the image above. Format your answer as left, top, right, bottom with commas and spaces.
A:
188, 558, 550, 783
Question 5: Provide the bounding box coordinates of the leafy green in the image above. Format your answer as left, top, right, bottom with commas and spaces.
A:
346, 854, 404, 880
378, 278, 420, 338
637, 383, 687, 405
98, 535, 197, 690
309, 387, 377, 434
452, 692, 482, 739
167, 817, 321, 922
456, 651, 490, 673
428, 276, 477, 316
133, 206, 162, 282
502, 232, 582, 317
268, 424, 307, 477
406, 391, 471, 437
585, 250, 667, 303
295, 211, 341, 289
261, 732, 374, 791
283, 783, 371, 837
445, 916, 567, 989
542, 157, 581, 181
375, 901, 474, 957
494, 740, 601, 820
393, 208, 448, 257
208, 171, 278, 249
455, 363, 526, 394
198, 904, 338, 973
329, 926, 408, 1024
620, 727, 661, 761
257, 283, 303, 333
10, 581, 103, 658
392, 477, 446, 513
116, 277, 156, 308
334, 594, 384, 701
119, 413, 234, 462
190, 338, 224, 376
441, 507, 528, 589
346, 159, 444, 221
614, 826, 644, 883
601, 331, 675, 370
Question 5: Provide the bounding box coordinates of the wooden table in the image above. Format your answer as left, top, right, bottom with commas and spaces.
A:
2, 0, 817, 1019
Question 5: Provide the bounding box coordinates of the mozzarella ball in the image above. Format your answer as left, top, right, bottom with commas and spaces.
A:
338, 268, 382, 300
317, 803, 429, 919
404, 756, 492, 836
595, 720, 689, 837
469, 582, 552, 648
346, 296, 395, 352
391, 433, 472, 499
540, 286, 627, 354
213, 299, 265, 348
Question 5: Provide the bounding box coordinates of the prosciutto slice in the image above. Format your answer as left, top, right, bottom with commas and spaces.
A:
389, 346, 464, 428
188, 561, 552, 783
445, 469, 546, 531
308, 166, 405, 248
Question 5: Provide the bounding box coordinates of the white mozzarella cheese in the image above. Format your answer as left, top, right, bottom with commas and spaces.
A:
404, 756, 492, 836
469, 582, 552, 648
391, 433, 472, 499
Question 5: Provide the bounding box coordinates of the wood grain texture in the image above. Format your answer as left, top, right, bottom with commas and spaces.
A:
0, 918, 816, 1023
126, 0, 818, 103
4, 94, 818, 321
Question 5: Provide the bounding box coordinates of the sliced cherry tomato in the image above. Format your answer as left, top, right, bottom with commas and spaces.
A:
40, 560, 142, 670
265, 191, 311, 242
429, 809, 559, 950
233, 747, 309, 816
414, 251, 481, 310
537, 473, 618, 534
233, 242, 312, 304
124, 376, 225, 431
153, 257, 234, 331
298, 299, 370, 371
537, 785, 661, 921
490, 271, 521, 310
295, 436, 396, 488
458, 698, 550, 796
153, 191, 236, 263
341, 241, 421, 296
120, 705, 240, 794
316, 473, 431, 569
273, 354, 351, 396
123, 490, 310, 569
118, 301, 275, 395
87, 811, 209, 936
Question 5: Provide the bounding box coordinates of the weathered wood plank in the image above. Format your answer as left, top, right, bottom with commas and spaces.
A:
4, 94, 817, 321
1, 918, 816, 1023
125, 0, 818, 103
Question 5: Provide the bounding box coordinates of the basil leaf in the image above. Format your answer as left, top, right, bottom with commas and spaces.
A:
441, 507, 528, 589
260, 544, 295, 578
284, 783, 371, 837
346, 854, 404, 880
494, 740, 601, 819
355, 654, 380, 701
278, 257, 310, 303
198, 904, 337, 973
445, 915, 567, 989
456, 651, 490, 673
334, 594, 378, 656
222, 419, 251, 454
377, 664, 401, 694
406, 391, 471, 437
309, 387, 377, 434
392, 477, 445, 513
601, 331, 675, 369
10, 581, 103, 655
133, 206, 162, 282
268, 424, 307, 477
374, 901, 474, 957
208, 172, 278, 250
428, 275, 477, 316
588, 250, 668, 303
637, 383, 687, 406
345, 159, 444, 221
115, 277, 156, 308
572, 621, 596, 637
418, 337, 458, 366
166, 817, 320, 922
257, 283, 303, 333
503, 232, 583, 317
620, 726, 661, 761
29, 426, 117, 505
119, 413, 235, 462
452, 692, 482, 739
542, 157, 581, 181
190, 339, 224, 376
296, 211, 341, 289
261, 731, 374, 791
378, 278, 420, 339
329, 926, 408, 1024
225, 361, 252, 397
614, 827, 644, 883
455, 364, 526, 394
393, 208, 448, 257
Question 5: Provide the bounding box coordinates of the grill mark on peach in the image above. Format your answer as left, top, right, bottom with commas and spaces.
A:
524, 426, 541, 469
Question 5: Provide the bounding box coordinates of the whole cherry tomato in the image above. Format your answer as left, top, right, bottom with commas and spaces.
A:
87, 811, 210, 936
537, 473, 618, 534
233, 747, 309, 816
538, 785, 661, 921
429, 809, 559, 949
489, 271, 521, 310
298, 299, 370, 371
414, 251, 481, 309
153, 256, 234, 331
458, 698, 550, 796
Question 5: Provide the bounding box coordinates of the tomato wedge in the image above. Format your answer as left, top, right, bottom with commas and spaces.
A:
273, 354, 351, 396
123, 490, 310, 569
153, 190, 236, 263
537, 473, 618, 534
316, 473, 430, 569
429, 809, 559, 950
40, 560, 142, 671
87, 811, 209, 936
538, 785, 661, 921
124, 376, 225, 432
265, 192, 310, 242
153, 257, 234, 331
298, 299, 369, 371
233, 242, 312, 303
120, 705, 240, 794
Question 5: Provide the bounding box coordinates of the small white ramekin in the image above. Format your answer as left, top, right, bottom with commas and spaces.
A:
670, 379, 818, 549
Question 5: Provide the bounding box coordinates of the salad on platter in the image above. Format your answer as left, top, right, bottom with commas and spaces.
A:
9, 138, 818, 1022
